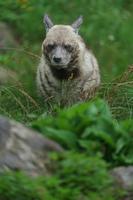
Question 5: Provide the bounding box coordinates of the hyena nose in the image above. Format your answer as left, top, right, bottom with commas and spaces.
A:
53, 56, 61, 63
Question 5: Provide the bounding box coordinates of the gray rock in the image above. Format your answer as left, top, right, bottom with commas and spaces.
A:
112, 167, 133, 191
0, 116, 63, 177
111, 167, 133, 200
0, 22, 18, 50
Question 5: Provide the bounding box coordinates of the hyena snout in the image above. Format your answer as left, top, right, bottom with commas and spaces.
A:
53, 56, 62, 63
51, 46, 71, 66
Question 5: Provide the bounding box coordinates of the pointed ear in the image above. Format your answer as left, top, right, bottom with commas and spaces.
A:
71, 15, 83, 34
43, 14, 54, 33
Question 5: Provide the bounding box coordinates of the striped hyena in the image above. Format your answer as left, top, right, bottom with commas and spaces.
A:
37, 14, 100, 105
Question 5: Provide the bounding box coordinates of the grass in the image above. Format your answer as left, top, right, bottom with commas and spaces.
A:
0, 47, 41, 122
0, 0, 133, 121
100, 66, 133, 119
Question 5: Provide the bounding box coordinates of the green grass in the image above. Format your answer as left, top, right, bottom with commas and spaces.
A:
0, 47, 41, 122
0, 0, 133, 121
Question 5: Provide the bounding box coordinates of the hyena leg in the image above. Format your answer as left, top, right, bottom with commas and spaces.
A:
79, 77, 100, 100
80, 87, 97, 100
37, 69, 60, 101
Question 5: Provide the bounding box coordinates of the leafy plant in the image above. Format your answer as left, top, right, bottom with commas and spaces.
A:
43, 152, 122, 200
32, 99, 133, 165
0, 153, 123, 200
0, 172, 46, 200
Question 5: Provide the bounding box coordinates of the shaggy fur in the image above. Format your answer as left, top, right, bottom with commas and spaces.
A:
37, 15, 100, 104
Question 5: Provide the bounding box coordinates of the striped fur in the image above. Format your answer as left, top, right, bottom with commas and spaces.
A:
37, 24, 100, 103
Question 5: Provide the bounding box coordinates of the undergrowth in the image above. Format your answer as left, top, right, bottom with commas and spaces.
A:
0, 99, 128, 200
0, 153, 123, 200
32, 98, 133, 166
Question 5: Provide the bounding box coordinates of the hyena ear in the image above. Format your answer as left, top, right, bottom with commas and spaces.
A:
43, 14, 54, 33
71, 15, 83, 34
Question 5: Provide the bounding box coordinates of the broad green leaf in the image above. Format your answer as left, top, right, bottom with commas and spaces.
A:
42, 127, 77, 149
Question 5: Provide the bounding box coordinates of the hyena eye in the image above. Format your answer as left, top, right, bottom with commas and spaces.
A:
64, 44, 73, 52
46, 44, 55, 51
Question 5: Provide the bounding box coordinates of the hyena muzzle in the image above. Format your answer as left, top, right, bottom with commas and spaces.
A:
37, 14, 100, 105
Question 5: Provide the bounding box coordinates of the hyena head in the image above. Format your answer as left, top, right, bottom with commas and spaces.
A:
42, 14, 84, 70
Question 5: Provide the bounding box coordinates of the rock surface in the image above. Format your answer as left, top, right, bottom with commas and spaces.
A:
0, 22, 18, 50
0, 116, 63, 177
111, 167, 133, 200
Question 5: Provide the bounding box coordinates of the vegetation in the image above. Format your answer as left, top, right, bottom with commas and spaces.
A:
0, 154, 123, 200
0, 0, 133, 199
0, 0, 133, 121
32, 99, 133, 166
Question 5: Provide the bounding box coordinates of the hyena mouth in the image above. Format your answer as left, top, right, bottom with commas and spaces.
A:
52, 63, 69, 69
50, 66, 80, 80
52, 63, 78, 72
52, 57, 71, 68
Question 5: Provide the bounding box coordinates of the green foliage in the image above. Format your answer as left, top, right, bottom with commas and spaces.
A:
0, 153, 123, 200
32, 99, 133, 165
0, 98, 129, 200
0, 172, 46, 200
0, 0, 133, 120
42, 152, 121, 200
